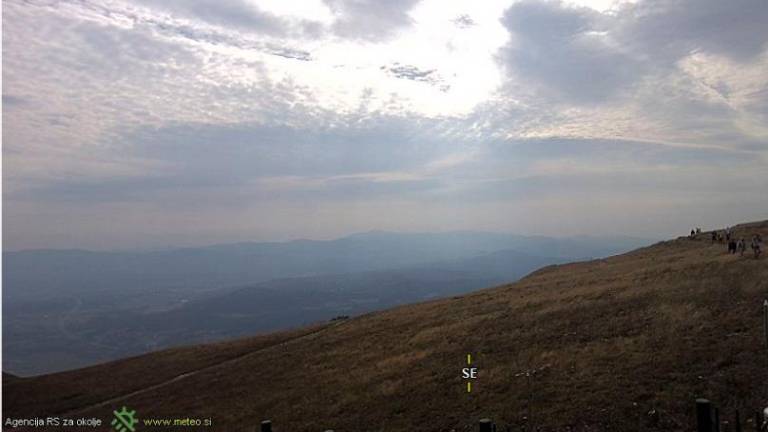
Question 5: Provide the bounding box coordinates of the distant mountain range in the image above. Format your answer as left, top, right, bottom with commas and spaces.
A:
3, 231, 654, 375
4, 231, 651, 302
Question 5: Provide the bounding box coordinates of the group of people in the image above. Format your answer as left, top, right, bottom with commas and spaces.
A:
688, 226, 763, 259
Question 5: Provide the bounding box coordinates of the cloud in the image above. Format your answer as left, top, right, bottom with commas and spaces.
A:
381, 63, 447, 90
15, 125, 761, 209
323, 0, 422, 41
74, 21, 200, 78
498, 0, 643, 103
452, 14, 476, 29
266, 45, 313, 61
489, 0, 768, 169
6, 116, 462, 204
384, 64, 437, 82
133, 0, 294, 35
125, 120, 447, 179
3, 0, 767, 249
615, 0, 768, 63
498, 0, 768, 104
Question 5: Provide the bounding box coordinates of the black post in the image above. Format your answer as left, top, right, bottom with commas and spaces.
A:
755, 412, 761, 432
735, 409, 742, 432
480, 418, 493, 432
260, 420, 272, 432
716, 407, 721, 432
697, 399, 715, 432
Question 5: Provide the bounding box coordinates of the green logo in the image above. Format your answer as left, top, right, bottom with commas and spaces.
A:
111, 406, 138, 432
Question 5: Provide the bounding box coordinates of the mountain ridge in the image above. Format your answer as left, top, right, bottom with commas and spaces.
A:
3, 230, 655, 254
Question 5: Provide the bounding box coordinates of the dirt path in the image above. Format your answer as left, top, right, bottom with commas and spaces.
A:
56, 320, 346, 417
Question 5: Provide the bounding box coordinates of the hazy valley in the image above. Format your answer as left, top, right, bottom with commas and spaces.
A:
3, 231, 651, 375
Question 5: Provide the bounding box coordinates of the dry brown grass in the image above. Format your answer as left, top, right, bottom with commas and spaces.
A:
4, 221, 768, 431
2, 324, 329, 418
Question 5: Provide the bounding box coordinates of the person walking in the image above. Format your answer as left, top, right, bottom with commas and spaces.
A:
752, 235, 762, 259
737, 238, 746, 257
728, 238, 737, 254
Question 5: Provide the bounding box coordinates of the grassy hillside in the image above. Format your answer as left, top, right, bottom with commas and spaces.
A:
4, 221, 767, 431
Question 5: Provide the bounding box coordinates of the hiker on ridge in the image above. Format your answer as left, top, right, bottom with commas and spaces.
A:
752, 235, 762, 259
737, 238, 746, 257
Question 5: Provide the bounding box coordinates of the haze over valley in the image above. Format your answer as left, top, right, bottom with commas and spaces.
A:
3, 230, 652, 375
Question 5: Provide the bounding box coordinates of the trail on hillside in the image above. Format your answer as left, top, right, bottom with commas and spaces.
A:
55, 320, 347, 417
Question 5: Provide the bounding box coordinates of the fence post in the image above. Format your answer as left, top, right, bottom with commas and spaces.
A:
735, 409, 742, 432
716, 407, 721, 432
697, 399, 715, 432
479, 418, 493, 432
260, 420, 272, 432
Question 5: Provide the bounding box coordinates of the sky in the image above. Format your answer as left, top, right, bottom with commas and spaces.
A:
2, 0, 767, 250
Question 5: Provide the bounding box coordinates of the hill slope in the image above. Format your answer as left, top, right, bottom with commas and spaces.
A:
4, 222, 767, 431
